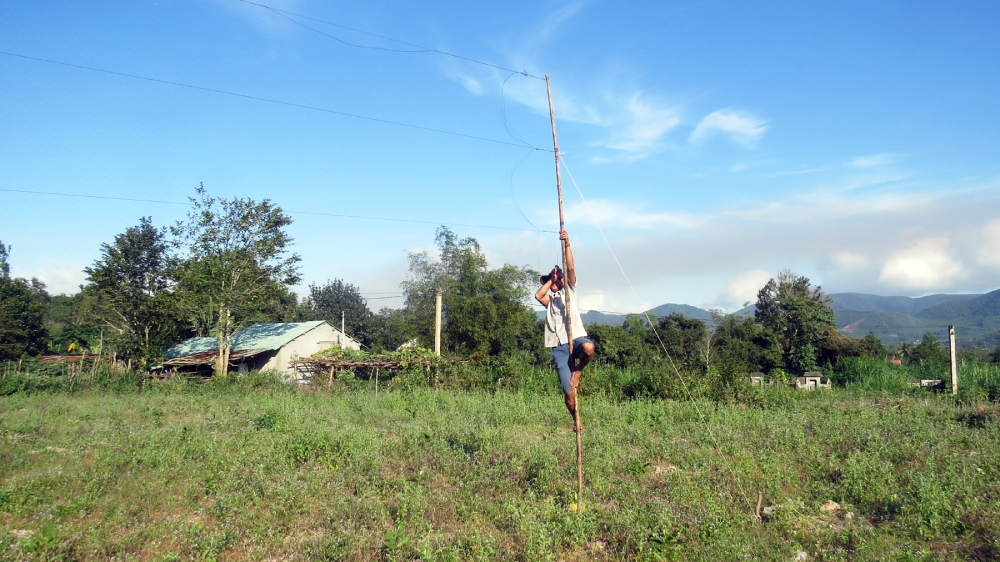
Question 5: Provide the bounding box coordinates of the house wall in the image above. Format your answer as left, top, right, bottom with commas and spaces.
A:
262, 323, 360, 380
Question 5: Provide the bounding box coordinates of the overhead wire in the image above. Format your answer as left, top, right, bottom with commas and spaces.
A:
558, 154, 758, 515
0, 188, 556, 234
232, 0, 545, 80
0, 51, 550, 152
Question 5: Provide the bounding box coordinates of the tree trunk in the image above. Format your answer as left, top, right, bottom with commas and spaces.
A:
220, 307, 232, 378
216, 305, 226, 377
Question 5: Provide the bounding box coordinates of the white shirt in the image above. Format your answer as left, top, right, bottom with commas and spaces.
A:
544, 283, 587, 348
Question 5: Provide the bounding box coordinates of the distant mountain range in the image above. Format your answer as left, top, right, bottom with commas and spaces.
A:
540, 290, 1000, 348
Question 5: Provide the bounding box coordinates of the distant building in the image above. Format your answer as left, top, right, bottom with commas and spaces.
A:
162, 321, 359, 380
794, 372, 831, 390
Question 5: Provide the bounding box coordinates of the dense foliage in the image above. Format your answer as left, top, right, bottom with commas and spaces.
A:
170, 184, 302, 377
755, 270, 836, 372
401, 227, 541, 362
306, 279, 406, 352
0, 275, 48, 360
2, 371, 1000, 560
83, 217, 179, 366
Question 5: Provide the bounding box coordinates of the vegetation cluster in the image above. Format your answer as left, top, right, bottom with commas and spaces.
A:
1, 371, 999, 560
3, 186, 999, 386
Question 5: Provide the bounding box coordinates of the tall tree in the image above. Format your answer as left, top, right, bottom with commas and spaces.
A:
0, 240, 10, 277
906, 332, 950, 366
401, 227, 538, 360
171, 185, 300, 377
84, 217, 178, 365
755, 270, 836, 372
307, 279, 372, 343
0, 241, 49, 360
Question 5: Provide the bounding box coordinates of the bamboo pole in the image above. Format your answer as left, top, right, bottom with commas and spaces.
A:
546, 73, 583, 512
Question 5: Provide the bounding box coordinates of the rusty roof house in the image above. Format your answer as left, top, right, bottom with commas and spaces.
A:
162, 321, 359, 381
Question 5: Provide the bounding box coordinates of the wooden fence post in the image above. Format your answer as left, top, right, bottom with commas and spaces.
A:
949, 325, 958, 395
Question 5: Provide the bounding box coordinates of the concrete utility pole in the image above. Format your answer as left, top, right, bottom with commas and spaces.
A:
341, 311, 345, 348
949, 325, 958, 395
434, 289, 443, 356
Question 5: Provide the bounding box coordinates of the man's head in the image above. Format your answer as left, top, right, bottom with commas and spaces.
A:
540, 265, 564, 291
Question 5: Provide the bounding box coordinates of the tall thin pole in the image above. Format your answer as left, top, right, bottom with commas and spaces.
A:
341, 311, 345, 348
434, 289, 443, 356
546, 73, 582, 513
949, 325, 958, 395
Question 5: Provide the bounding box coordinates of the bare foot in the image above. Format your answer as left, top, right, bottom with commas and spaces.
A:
573, 419, 583, 433
570, 370, 582, 389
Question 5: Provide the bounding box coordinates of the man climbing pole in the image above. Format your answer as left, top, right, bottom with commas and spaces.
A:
535, 229, 595, 432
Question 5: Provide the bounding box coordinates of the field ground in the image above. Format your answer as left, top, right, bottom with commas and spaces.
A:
1, 379, 999, 561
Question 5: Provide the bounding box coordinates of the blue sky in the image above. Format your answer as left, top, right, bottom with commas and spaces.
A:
2, 0, 999, 314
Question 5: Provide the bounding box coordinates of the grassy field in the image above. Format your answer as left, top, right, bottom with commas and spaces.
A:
1, 370, 999, 560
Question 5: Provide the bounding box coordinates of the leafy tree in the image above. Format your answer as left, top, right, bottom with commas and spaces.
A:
587, 317, 649, 369
0, 240, 9, 277
755, 270, 836, 372
171, 185, 301, 377
0, 240, 49, 359
906, 332, 949, 366
368, 307, 408, 352
710, 312, 782, 375
652, 313, 710, 370
307, 279, 373, 342
45, 293, 102, 354
856, 332, 887, 358
401, 227, 539, 361
84, 217, 180, 365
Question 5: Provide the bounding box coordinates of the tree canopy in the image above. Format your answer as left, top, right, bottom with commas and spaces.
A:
755, 270, 836, 372
0, 240, 49, 360
84, 217, 178, 365
171, 185, 301, 376
401, 227, 539, 361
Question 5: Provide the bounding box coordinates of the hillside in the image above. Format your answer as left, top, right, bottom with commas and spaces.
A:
537, 289, 1000, 348
828, 292, 983, 315
835, 290, 1000, 347
645, 303, 713, 320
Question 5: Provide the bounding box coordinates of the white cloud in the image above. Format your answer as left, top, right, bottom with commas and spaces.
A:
724, 270, 772, 304
977, 219, 1000, 269
878, 237, 964, 290
848, 154, 898, 168
527, 179, 1000, 309
458, 76, 484, 96
833, 251, 869, 270
577, 289, 606, 311
12, 261, 87, 295
690, 109, 768, 147
591, 94, 681, 157
563, 199, 703, 230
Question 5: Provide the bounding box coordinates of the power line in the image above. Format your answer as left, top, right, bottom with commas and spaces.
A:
0, 51, 551, 152
0, 188, 556, 233
233, 0, 545, 80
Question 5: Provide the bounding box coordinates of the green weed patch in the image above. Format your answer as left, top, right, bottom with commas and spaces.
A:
1, 381, 999, 560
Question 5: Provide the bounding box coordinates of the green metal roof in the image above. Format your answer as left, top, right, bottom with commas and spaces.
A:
165, 321, 329, 359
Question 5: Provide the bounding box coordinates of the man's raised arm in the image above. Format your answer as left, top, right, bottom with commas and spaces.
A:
560, 230, 577, 286
535, 278, 552, 306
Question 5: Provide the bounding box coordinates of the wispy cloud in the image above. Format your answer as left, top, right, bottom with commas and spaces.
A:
211, 0, 304, 36
563, 199, 704, 230
590, 94, 681, 159
690, 109, 768, 147
848, 154, 898, 168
